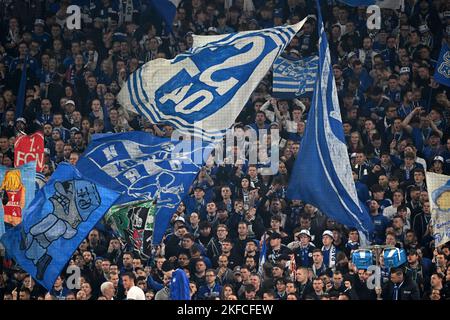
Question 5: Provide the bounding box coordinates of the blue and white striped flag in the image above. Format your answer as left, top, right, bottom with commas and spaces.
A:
286, 1, 374, 238
118, 20, 306, 141
272, 55, 318, 98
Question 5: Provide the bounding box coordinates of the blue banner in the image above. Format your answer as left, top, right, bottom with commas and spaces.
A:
0, 163, 120, 290
76, 132, 211, 244
273, 55, 318, 98
434, 42, 450, 87
339, 0, 401, 9
150, 0, 181, 32
287, 1, 374, 237
170, 268, 191, 300
117, 20, 306, 140
0, 161, 36, 237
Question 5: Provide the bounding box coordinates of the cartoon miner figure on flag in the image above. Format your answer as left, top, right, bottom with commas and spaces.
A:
20, 180, 101, 280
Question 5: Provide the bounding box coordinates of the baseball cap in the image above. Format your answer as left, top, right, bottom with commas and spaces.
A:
298, 229, 311, 238
34, 19, 45, 26
322, 230, 334, 238
70, 127, 80, 133
126, 286, 146, 300
399, 67, 410, 74
207, 27, 218, 34
433, 156, 444, 163
233, 266, 242, 275
290, 49, 300, 56
174, 216, 186, 224
65, 100, 76, 106
16, 117, 27, 124
418, 24, 429, 33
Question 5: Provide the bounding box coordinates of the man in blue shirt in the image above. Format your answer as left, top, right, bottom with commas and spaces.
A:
368, 200, 390, 244
197, 269, 222, 300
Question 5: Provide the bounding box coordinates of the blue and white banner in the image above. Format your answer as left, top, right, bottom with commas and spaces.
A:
426, 172, 450, 247
0, 163, 120, 291
0, 161, 36, 236
150, 0, 181, 32
118, 20, 306, 140
287, 1, 374, 237
76, 132, 211, 244
272, 55, 318, 98
339, 0, 402, 9
434, 42, 450, 88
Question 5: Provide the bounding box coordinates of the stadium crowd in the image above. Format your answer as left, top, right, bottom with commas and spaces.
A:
0, 0, 450, 300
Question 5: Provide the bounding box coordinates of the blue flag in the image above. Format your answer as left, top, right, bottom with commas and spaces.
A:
258, 234, 267, 275
76, 131, 211, 244
170, 268, 191, 300
338, 0, 401, 9
0, 161, 36, 237
286, 1, 374, 238
150, 0, 181, 32
117, 20, 307, 140
434, 42, 450, 87
273, 55, 318, 99
15, 55, 28, 120
0, 163, 120, 290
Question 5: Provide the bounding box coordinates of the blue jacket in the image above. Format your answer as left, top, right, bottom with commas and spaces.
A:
197, 283, 222, 300
371, 213, 391, 244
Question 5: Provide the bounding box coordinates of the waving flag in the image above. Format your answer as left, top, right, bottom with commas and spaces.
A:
287, 1, 373, 238
150, 0, 181, 32
338, 0, 402, 9
434, 42, 450, 88
273, 55, 318, 98
0, 163, 120, 290
170, 268, 191, 300
14, 132, 45, 172
15, 55, 28, 120
0, 162, 36, 235
258, 234, 267, 275
76, 132, 211, 244
105, 200, 157, 259
118, 20, 306, 141
426, 172, 450, 247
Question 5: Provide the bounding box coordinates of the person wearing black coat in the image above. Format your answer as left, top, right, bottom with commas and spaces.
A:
381, 268, 421, 300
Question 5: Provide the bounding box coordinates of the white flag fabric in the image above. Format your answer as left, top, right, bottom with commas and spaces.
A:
426, 172, 450, 248
118, 19, 306, 140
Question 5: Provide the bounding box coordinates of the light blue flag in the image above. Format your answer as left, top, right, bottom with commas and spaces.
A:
339, 0, 401, 9
0, 161, 36, 237
286, 1, 374, 238
273, 55, 318, 98
117, 20, 307, 140
434, 42, 450, 87
150, 0, 181, 32
76, 131, 211, 245
0, 163, 120, 290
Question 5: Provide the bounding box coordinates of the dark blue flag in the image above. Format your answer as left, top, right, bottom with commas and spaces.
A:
15, 55, 28, 120
287, 0, 374, 238
0, 163, 120, 291
434, 42, 450, 87
170, 268, 191, 300
339, 0, 401, 8
150, 0, 181, 32
76, 131, 211, 245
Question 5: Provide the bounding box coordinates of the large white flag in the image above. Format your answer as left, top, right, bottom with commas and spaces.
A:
118, 20, 306, 140
426, 172, 450, 247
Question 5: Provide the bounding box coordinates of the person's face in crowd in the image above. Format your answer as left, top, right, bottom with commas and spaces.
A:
193, 188, 204, 200
122, 275, 134, 290
322, 235, 333, 247
195, 261, 206, 273
63, 145, 72, 158
245, 241, 257, 253
363, 38, 372, 50
221, 187, 231, 199
312, 252, 323, 265
291, 143, 300, 155
123, 254, 133, 267
0, 137, 9, 151
276, 280, 286, 293
313, 279, 324, 293
350, 132, 360, 145
182, 236, 194, 249
222, 241, 232, 253
217, 225, 228, 239
390, 272, 404, 284
76, 290, 87, 300
355, 153, 365, 165
206, 271, 216, 285
83, 251, 93, 264
81, 282, 92, 297
392, 217, 404, 229
272, 266, 283, 278
386, 234, 396, 246
206, 202, 216, 214
189, 212, 199, 226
